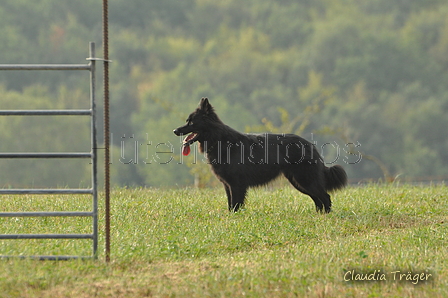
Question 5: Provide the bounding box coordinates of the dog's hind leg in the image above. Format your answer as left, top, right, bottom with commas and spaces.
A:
283, 172, 332, 213
303, 187, 331, 213
309, 191, 331, 213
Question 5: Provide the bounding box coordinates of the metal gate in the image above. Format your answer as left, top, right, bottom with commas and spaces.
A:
0, 42, 98, 260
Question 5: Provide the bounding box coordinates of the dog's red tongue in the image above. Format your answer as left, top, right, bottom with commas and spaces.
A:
182, 133, 195, 156
182, 144, 191, 156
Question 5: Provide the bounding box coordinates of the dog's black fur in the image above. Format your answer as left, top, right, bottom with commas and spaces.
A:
174, 98, 347, 213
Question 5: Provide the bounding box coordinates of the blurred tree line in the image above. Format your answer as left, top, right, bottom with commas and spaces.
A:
0, 0, 447, 187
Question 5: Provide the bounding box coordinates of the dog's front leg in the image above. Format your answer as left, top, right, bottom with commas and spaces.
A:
223, 183, 232, 210
227, 185, 247, 212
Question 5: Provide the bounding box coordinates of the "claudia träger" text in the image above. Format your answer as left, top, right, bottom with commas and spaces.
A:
344, 269, 433, 285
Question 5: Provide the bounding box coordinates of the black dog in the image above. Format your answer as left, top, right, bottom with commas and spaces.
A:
174, 98, 347, 213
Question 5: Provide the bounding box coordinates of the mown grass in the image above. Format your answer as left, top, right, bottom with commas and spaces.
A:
0, 184, 447, 297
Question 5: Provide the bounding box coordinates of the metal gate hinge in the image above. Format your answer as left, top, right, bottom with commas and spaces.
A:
86, 58, 113, 62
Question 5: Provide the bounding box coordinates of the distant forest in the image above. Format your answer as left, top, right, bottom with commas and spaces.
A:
0, 0, 447, 187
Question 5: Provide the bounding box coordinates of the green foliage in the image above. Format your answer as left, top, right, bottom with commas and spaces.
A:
1, 0, 448, 186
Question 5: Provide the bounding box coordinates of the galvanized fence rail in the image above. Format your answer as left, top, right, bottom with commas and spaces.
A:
0, 42, 98, 260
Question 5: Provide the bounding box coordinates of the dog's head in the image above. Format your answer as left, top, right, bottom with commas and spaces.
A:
173, 97, 217, 155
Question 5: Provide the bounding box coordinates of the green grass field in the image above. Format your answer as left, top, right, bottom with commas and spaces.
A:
0, 184, 447, 297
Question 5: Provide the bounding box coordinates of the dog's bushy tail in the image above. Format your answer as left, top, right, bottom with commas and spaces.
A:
325, 165, 348, 191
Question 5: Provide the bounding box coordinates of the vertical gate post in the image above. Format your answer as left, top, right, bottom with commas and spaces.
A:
89, 42, 99, 258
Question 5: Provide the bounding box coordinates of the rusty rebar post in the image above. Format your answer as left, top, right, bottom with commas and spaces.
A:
103, 0, 111, 263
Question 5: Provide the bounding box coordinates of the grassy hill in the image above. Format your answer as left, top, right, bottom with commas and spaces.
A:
0, 184, 447, 297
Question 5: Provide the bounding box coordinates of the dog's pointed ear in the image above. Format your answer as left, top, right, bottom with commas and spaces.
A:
199, 97, 212, 113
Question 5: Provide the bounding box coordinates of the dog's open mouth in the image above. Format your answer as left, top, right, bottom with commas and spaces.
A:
182, 133, 199, 156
